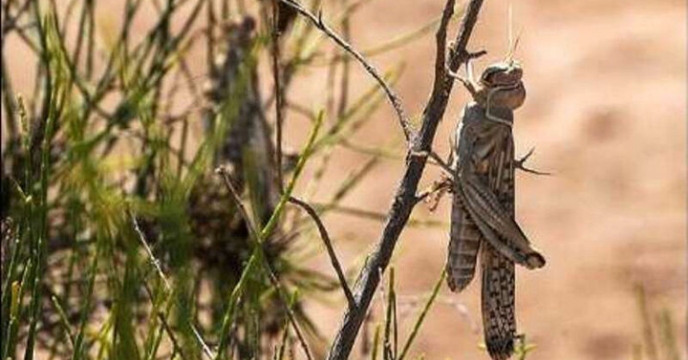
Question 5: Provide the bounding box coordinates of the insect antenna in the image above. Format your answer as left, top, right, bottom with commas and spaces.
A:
505, 2, 523, 63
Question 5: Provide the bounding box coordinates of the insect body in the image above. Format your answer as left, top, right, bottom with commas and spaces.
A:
446, 60, 545, 360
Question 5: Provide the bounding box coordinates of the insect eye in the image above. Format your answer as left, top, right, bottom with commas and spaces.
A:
482, 71, 499, 84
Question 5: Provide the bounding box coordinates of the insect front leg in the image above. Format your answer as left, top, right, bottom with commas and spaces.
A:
447, 59, 480, 99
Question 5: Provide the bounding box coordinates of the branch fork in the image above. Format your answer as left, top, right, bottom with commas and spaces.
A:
269, 1, 488, 358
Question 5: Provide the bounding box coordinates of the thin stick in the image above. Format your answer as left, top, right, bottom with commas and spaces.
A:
156, 311, 186, 360
428, 151, 455, 177
287, 196, 355, 308
325, 0, 486, 358
398, 269, 446, 360
313, 203, 446, 228
141, 282, 188, 360
272, 0, 285, 192
129, 212, 215, 359
277, 0, 413, 142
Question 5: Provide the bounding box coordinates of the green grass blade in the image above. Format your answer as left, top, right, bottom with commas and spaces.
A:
398, 269, 446, 360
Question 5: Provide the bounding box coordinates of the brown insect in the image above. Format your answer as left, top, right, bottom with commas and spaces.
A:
446, 59, 546, 360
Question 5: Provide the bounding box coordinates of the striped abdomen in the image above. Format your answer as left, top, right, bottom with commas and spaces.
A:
481, 244, 516, 360
481, 126, 517, 360
446, 193, 482, 292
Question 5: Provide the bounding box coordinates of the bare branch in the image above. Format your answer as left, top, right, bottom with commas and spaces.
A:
326, 1, 486, 359
278, 0, 413, 142
271, 0, 286, 192
287, 196, 356, 308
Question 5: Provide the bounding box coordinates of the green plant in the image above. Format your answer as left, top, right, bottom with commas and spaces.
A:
633, 284, 681, 360
1, 0, 451, 359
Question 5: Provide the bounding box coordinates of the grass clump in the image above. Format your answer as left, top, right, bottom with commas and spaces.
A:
1, 0, 442, 359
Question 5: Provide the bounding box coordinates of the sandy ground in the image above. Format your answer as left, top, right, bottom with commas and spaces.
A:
3, 0, 686, 359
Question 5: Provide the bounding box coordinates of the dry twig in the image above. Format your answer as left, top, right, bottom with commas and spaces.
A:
321, 0, 487, 358
287, 196, 355, 308
277, 0, 413, 142
130, 211, 215, 360
216, 168, 314, 360
272, 0, 286, 192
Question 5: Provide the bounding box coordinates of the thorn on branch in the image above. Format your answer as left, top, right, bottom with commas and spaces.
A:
317, 9, 324, 25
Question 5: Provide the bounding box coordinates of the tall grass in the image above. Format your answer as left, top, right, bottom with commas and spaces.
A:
0, 0, 445, 359
632, 284, 682, 360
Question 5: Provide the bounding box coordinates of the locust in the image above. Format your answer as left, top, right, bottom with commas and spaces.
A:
445, 58, 546, 360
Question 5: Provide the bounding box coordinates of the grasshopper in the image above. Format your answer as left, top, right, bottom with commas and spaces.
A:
445, 58, 546, 360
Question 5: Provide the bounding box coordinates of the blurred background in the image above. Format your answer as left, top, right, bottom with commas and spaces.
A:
289, 0, 688, 358
2, 0, 685, 359
289, 0, 687, 358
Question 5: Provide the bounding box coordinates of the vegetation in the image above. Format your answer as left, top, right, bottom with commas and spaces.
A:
632, 284, 682, 360
0, 0, 445, 358
1, 1, 681, 360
